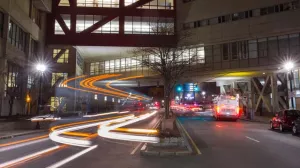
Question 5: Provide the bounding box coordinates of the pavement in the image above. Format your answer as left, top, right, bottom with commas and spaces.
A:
0, 110, 300, 168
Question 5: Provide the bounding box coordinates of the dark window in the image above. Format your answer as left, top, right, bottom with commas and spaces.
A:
231, 42, 238, 60
8, 21, 27, 52
0, 11, 4, 38
260, 7, 268, 15
200, 20, 208, 26
222, 44, 229, 60
268, 6, 275, 14
275, 5, 279, 12
286, 110, 300, 116
32, 7, 41, 28
248, 10, 253, 17
258, 38, 268, 57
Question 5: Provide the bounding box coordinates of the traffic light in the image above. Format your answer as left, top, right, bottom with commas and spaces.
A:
176, 85, 183, 92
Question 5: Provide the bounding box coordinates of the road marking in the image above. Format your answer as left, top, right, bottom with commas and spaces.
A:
245, 136, 260, 143
130, 115, 162, 155
131, 142, 143, 155
0, 135, 48, 147
46, 145, 98, 168
0, 138, 49, 152
177, 120, 202, 155
0, 145, 61, 168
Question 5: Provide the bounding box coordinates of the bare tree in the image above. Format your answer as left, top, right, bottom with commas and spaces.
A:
132, 21, 197, 119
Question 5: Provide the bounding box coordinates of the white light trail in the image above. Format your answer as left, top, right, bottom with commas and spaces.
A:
98, 111, 160, 143
0, 138, 49, 152
46, 145, 98, 168
50, 115, 134, 147
0, 146, 60, 168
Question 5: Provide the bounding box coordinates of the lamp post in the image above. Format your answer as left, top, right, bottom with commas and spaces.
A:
35, 64, 46, 129
284, 61, 295, 109
35, 63, 46, 115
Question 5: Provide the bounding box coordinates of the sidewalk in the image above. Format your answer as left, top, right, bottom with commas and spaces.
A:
0, 130, 48, 140
240, 115, 271, 124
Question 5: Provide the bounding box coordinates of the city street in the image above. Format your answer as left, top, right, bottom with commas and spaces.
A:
1, 111, 300, 168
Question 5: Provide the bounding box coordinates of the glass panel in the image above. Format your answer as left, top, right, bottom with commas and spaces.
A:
248, 40, 258, 58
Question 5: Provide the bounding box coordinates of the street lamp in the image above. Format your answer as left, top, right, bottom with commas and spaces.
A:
35, 63, 47, 115
201, 91, 206, 96
284, 61, 295, 109
35, 63, 47, 129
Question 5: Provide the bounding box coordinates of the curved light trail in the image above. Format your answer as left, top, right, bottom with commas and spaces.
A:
105, 75, 151, 101
49, 115, 134, 147
61, 74, 149, 100
98, 111, 160, 143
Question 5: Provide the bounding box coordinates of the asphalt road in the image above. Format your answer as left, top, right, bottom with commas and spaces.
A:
1, 110, 300, 168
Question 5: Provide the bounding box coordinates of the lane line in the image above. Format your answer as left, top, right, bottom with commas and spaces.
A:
177, 120, 202, 155
0, 138, 49, 152
245, 136, 260, 143
0, 146, 61, 168
0, 135, 48, 147
130, 115, 162, 155
46, 145, 98, 168
130, 142, 143, 155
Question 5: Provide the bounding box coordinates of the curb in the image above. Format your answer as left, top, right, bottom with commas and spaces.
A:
0, 130, 48, 140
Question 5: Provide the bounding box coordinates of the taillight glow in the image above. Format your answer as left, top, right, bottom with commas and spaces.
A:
217, 106, 220, 114
236, 107, 239, 115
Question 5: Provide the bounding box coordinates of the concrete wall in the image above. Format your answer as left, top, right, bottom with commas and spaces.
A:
177, 0, 300, 45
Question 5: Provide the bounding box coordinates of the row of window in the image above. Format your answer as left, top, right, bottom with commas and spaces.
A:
90, 32, 300, 75
214, 33, 300, 61
0, 11, 4, 38
183, 0, 300, 29
8, 21, 27, 52
90, 46, 205, 75
55, 15, 174, 35
59, 0, 174, 10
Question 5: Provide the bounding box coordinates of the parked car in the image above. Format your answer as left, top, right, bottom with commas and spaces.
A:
292, 117, 300, 135
270, 109, 300, 132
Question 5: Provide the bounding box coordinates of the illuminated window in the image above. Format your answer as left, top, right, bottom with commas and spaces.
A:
77, 0, 119, 8
76, 15, 119, 34
50, 97, 66, 111
27, 75, 33, 89
125, 17, 174, 35
59, 0, 70, 6
52, 73, 68, 86
8, 21, 27, 51
53, 49, 69, 63
125, 0, 174, 10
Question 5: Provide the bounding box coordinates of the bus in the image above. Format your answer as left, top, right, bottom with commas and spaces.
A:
213, 95, 240, 121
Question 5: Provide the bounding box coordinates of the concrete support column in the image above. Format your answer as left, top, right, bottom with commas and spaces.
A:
271, 73, 279, 113
0, 13, 10, 116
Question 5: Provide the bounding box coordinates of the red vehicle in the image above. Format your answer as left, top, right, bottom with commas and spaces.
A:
270, 109, 300, 132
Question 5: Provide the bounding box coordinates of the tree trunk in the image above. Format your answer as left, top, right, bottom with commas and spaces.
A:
164, 78, 171, 119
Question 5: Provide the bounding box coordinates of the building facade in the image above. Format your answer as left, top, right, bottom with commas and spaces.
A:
0, 0, 51, 116
2, 0, 300, 116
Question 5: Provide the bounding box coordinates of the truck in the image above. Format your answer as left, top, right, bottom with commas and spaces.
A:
213, 95, 240, 121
